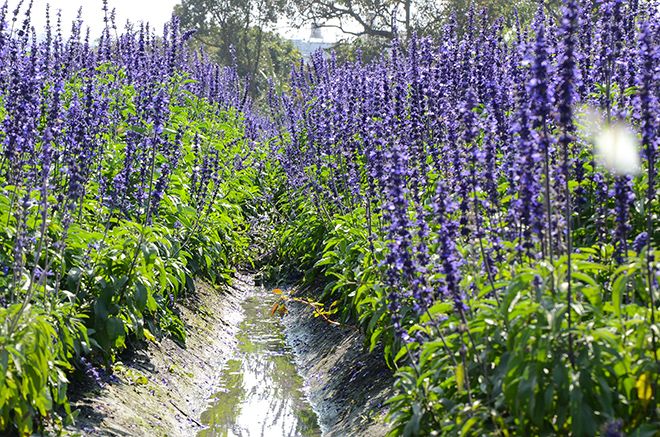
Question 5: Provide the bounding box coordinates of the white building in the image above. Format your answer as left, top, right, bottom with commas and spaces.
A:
289, 24, 334, 59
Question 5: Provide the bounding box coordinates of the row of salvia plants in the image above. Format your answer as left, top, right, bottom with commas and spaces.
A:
265, 0, 660, 435
0, 1, 277, 434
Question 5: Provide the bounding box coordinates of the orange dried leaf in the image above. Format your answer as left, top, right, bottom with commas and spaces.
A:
272, 288, 283, 295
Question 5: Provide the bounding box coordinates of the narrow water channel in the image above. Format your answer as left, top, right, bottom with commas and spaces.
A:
197, 290, 321, 437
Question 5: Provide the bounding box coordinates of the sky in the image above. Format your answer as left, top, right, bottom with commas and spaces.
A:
4, 0, 337, 41
5, 0, 182, 37
8, 0, 179, 37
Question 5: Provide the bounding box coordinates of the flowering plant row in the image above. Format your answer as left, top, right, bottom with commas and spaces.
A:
267, 0, 659, 434
0, 3, 267, 434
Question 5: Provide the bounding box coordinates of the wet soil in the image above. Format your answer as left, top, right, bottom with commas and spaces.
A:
197, 291, 320, 436
69, 278, 247, 436
67, 275, 394, 436
283, 299, 393, 437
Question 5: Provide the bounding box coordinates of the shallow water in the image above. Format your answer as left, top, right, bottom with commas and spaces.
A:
197, 292, 321, 437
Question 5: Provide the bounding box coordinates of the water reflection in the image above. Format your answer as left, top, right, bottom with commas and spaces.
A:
198, 294, 321, 437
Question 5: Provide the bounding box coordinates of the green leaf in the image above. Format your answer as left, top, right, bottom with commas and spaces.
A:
106, 317, 125, 342
134, 282, 148, 311
611, 274, 625, 316
456, 362, 465, 392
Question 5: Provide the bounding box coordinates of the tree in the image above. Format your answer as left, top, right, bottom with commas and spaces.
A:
431, 0, 563, 31
291, 0, 562, 42
291, 0, 411, 39
174, 0, 300, 98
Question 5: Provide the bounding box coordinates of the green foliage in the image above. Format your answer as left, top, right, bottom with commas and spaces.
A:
264, 124, 660, 435
264, 199, 410, 365
0, 70, 263, 433
386, 248, 660, 436
312, 209, 401, 360
0, 303, 87, 434
260, 193, 328, 282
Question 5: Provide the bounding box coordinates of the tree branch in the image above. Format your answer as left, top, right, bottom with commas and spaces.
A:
298, 0, 396, 39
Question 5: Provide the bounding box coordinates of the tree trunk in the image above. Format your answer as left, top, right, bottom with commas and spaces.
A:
405, 0, 411, 36
250, 26, 264, 96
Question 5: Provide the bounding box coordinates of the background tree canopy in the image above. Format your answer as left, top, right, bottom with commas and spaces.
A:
174, 0, 300, 100
174, 0, 561, 95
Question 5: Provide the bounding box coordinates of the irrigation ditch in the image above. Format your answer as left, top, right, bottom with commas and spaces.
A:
67, 274, 393, 436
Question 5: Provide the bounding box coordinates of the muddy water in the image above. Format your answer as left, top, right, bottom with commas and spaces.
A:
197, 291, 321, 437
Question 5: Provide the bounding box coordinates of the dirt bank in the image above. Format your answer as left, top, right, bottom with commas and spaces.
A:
67, 275, 394, 436
283, 299, 394, 436
68, 278, 248, 436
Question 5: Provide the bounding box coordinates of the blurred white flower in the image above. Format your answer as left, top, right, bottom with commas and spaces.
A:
576, 106, 641, 176
594, 123, 641, 175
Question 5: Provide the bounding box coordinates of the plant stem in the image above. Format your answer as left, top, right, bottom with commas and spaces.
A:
542, 125, 555, 295
472, 184, 499, 304
424, 308, 459, 368
563, 142, 575, 368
